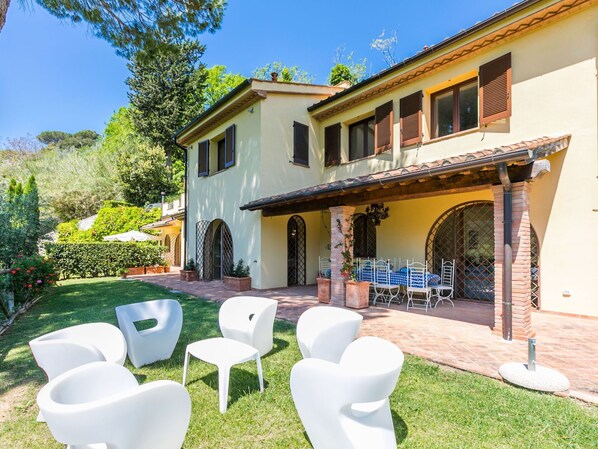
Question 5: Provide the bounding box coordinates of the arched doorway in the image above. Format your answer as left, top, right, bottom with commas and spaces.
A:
426, 201, 495, 301
211, 220, 233, 280
353, 213, 376, 259
287, 215, 306, 286
174, 234, 181, 267
426, 201, 540, 304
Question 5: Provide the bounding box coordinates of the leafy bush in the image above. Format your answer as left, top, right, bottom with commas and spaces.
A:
230, 259, 250, 278
2, 254, 56, 306
45, 242, 165, 278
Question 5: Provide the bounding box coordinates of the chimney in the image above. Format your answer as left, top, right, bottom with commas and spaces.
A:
271, 72, 278, 82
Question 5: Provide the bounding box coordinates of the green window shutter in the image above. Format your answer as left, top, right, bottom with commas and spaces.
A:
224, 124, 236, 168
198, 140, 209, 176
293, 121, 309, 166
324, 123, 341, 167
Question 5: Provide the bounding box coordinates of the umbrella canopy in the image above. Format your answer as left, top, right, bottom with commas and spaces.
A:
103, 230, 161, 242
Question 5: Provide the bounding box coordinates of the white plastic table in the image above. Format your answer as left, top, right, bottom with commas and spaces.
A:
182, 337, 264, 413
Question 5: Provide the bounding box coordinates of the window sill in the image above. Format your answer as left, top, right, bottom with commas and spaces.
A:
424, 127, 480, 145
291, 161, 310, 168
339, 153, 377, 166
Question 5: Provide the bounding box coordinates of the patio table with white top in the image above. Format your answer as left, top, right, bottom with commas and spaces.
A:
182, 337, 264, 413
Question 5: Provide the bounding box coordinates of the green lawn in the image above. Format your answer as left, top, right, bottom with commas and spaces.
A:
0, 278, 596, 449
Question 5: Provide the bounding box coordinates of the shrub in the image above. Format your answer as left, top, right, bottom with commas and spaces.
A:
2, 254, 56, 306
45, 242, 165, 278
230, 259, 250, 278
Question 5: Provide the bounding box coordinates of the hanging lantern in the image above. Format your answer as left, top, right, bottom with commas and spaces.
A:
365, 203, 390, 226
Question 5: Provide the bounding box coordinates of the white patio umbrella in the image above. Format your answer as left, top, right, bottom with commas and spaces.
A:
103, 230, 161, 242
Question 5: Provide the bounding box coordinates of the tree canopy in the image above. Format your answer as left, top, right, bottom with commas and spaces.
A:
203, 65, 245, 107
0, 0, 227, 58
253, 62, 314, 84
37, 130, 100, 149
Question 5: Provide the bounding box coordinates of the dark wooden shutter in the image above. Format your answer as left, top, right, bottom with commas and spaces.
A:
400, 91, 422, 147
375, 100, 393, 154
479, 53, 511, 125
293, 121, 309, 166
198, 140, 209, 176
224, 124, 236, 168
324, 123, 341, 167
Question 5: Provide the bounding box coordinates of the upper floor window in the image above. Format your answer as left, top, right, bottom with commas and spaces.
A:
349, 116, 375, 161
197, 124, 236, 177
217, 138, 226, 171
293, 121, 309, 166
432, 79, 478, 138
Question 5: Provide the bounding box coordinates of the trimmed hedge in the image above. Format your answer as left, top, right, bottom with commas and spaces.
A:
45, 242, 165, 279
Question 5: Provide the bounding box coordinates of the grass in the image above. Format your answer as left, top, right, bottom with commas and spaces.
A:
0, 278, 596, 449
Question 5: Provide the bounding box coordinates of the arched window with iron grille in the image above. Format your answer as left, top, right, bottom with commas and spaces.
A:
287, 215, 306, 286
353, 214, 376, 259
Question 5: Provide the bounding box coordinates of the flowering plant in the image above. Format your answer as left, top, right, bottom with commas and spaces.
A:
3, 254, 56, 305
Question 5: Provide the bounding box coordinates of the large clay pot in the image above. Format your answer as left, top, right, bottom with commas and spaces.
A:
224, 276, 252, 292
317, 277, 331, 303
344, 280, 370, 309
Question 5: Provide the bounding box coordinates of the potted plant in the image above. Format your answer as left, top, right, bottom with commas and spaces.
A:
180, 259, 199, 282
224, 259, 252, 292
317, 270, 331, 303
336, 217, 370, 309
116, 267, 128, 279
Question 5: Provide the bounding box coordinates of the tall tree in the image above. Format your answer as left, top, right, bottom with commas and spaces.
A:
203, 65, 245, 107
253, 62, 314, 84
1, 0, 226, 58
127, 40, 205, 168
328, 48, 367, 86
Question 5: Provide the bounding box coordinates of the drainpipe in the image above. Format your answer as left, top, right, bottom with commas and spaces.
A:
497, 163, 512, 341
174, 140, 189, 266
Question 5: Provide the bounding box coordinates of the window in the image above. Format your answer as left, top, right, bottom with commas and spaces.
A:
217, 138, 226, 171
432, 79, 478, 138
293, 121, 309, 166
349, 116, 374, 161
198, 140, 209, 176
399, 91, 422, 147
324, 123, 341, 167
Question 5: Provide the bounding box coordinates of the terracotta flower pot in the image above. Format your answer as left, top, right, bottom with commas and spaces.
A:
345, 280, 370, 309
317, 277, 331, 303
224, 276, 252, 292
180, 270, 199, 282
126, 267, 145, 276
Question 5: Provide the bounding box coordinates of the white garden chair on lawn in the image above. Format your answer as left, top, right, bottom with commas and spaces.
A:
290, 336, 404, 449
406, 261, 433, 312
37, 361, 191, 449
372, 259, 400, 307
29, 322, 127, 421
115, 299, 183, 368
219, 296, 278, 357
296, 306, 362, 363
433, 259, 455, 307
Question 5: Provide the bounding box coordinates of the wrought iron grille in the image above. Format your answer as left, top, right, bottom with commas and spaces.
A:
220, 222, 234, 278
287, 216, 306, 286
426, 201, 495, 301
353, 214, 376, 258
530, 227, 540, 309
196, 220, 212, 280
174, 234, 181, 267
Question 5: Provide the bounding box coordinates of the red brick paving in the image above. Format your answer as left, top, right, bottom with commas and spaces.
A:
131, 273, 598, 403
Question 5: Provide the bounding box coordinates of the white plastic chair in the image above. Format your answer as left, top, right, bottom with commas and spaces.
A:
406, 261, 433, 312
219, 296, 278, 356
37, 361, 191, 449
30, 322, 127, 421
115, 299, 183, 368
433, 259, 455, 307
291, 336, 404, 449
296, 306, 363, 363
372, 259, 400, 307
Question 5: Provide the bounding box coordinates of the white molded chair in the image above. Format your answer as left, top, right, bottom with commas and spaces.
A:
433, 259, 455, 307
37, 362, 191, 449
406, 261, 433, 312
115, 299, 183, 368
291, 336, 404, 449
296, 306, 362, 363
219, 296, 278, 356
30, 322, 127, 421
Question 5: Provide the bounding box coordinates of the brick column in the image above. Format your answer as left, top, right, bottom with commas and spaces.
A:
492, 182, 535, 340
330, 205, 355, 306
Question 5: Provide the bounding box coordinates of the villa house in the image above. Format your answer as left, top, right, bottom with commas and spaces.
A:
142, 195, 185, 267
176, 0, 598, 340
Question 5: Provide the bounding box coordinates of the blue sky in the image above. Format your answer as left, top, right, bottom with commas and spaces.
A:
0, 0, 517, 142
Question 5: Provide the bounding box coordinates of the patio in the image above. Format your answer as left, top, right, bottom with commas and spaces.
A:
133, 272, 598, 403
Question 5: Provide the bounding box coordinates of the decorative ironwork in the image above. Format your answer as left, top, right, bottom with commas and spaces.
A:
365, 203, 390, 226
196, 220, 212, 280
426, 201, 495, 301
210, 220, 233, 280
531, 227, 540, 309
287, 215, 306, 286
353, 214, 376, 258
174, 234, 181, 267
